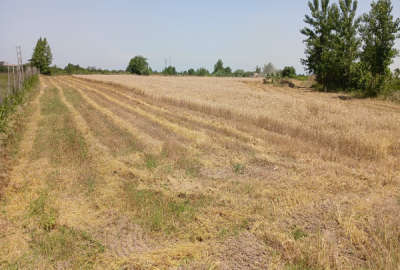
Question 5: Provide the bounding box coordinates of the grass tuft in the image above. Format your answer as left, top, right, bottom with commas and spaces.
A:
292, 228, 308, 241
28, 192, 57, 232
31, 225, 104, 267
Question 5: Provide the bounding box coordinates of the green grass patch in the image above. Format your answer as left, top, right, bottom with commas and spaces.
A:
32, 87, 88, 166
28, 191, 57, 232
232, 162, 245, 175
217, 218, 251, 239
293, 75, 310, 81
124, 182, 207, 233
0, 75, 38, 133
144, 153, 158, 170
292, 228, 308, 241
30, 225, 104, 268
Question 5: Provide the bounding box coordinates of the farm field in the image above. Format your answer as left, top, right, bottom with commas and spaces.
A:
1, 75, 400, 269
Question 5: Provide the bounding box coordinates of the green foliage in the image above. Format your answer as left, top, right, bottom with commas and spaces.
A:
301, 0, 400, 96
63, 63, 122, 75
0, 75, 38, 133
282, 66, 297, 78
301, 0, 340, 90
30, 37, 52, 75
213, 59, 232, 77
359, 0, 400, 96
213, 59, 224, 74
335, 0, 361, 90
144, 154, 158, 170
195, 67, 210, 76
292, 228, 308, 240
233, 69, 245, 77
232, 163, 245, 174
126, 56, 151, 75
31, 226, 104, 267
49, 65, 66, 75
65, 63, 86, 74
124, 183, 206, 233
162, 65, 177, 75
187, 68, 196, 75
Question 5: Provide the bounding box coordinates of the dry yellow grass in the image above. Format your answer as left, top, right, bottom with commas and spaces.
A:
1, 74, 399, 269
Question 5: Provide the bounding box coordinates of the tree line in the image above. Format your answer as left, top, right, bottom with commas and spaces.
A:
28, 37, 301, 79
126, 55, 302, 78
301, 0, 400, 96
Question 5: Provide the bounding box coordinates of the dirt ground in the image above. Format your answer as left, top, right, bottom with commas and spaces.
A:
0, 75, 399, 269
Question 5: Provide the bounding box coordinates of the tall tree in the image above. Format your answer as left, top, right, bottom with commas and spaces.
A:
301, 0, 338, 90
31, 37, 52, 74
126, 56, 150, 75
336, 0, 361, 89
213, 59, 225, 74
359, 0, 400, 95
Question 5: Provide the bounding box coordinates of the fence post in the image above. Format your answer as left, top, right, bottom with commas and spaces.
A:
7, 65, 10, 97
12, 66, 16, 94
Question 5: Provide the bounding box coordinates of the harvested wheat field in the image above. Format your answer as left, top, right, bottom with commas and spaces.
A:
1, 74, 400, 269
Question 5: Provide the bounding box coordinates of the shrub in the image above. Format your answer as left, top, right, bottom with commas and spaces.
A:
126, 56, 151, 75
282, 66, 296, 78
162, 66, 177, 76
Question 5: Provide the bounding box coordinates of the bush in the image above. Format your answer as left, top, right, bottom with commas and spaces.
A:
281, 66, 296, 78
0, 75, 38, 132
195, 68, 209, 76
126, 56, 151, 75
162, 66, 177, 76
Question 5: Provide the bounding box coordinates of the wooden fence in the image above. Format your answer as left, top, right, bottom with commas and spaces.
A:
0, 65, 39, 105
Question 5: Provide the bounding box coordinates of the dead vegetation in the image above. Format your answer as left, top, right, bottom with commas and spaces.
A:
0, 74, 399, 269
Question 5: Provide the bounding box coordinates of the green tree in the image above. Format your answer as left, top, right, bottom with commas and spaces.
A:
359, 0, 400, 96
301, 0, 339, 90
30, 37, 52, 74
196, 68, 209, 76
336, 0, 361, 90
126, 56, 150, 75
233, 69, 245, 77
281, 66, 296, 78
187, 68, 195, 75
213, 59, 225, 74
162, 66, 177, 75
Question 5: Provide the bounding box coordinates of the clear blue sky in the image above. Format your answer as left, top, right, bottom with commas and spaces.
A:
1, 0, 399, 73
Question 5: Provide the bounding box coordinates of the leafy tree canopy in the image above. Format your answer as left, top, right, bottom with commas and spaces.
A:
281, 66, 297, 78
30, 37, 52, 75
162, 66, 177, 75
126, 56, 151, 75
